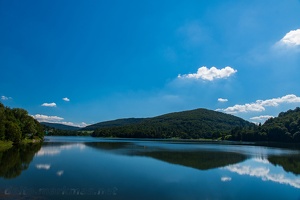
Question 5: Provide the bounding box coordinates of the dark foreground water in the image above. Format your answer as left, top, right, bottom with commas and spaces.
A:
0, 136, 300, 200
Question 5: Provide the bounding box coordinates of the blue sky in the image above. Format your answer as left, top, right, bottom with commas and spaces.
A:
1, 0, 300, 127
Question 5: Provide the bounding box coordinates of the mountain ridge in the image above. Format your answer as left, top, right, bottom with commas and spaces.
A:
82, 118, 145, 130
91, 108, 255, 139
41, 122, 80, 131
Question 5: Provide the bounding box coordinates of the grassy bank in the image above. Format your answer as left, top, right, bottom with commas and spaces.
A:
0, 141, 13, 152
0, 138, 43, 152
20, 138, 43, 144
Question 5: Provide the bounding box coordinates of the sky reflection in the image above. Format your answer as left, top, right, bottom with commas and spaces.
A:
225, 158, 300, 189
35, 143, 86, 157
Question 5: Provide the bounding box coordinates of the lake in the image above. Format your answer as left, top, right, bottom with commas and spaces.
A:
0, 136, 300, 200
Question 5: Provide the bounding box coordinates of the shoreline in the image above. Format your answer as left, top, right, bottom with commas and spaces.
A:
43, 135, 300, 150
0, 138, 43, 152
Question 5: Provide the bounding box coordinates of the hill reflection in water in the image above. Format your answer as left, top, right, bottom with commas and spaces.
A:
86, 142, 247, 170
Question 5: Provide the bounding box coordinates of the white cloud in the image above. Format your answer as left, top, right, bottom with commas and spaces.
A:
58, 121, 89, 128
41, 102, 57, 107
36, 164, 51, 170
32, 114, 64, 122
79, 122, 89, 127
221, 176, 232, 182
217, 103, 265, 113
226, 164, 300, 189
217, 94, 300, 114
62, 97, 70, 102
250, 115, 274, 121
218, 98, 228, 102
178, 66, 237, 81
32, 114, 88, 127
278, 29, 300, 46
1, 96, 12, 100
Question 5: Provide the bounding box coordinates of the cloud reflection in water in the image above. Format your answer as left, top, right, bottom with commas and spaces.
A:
35, 143, 86, 157
225, 158, 300, 189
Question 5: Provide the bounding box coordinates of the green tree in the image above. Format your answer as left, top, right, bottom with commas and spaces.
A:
0, 103, 5, 140
5, 121, 22, 144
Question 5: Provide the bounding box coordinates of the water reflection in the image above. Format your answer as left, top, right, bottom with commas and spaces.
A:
1, 138, 300, 200
86, 142, 247, 170
0, 143, 41, 179
137, 150, 247, 170
36, 164, 51, 170
268, 154, 300, 175
225, 158, 300, 189
36, 143, 86, 157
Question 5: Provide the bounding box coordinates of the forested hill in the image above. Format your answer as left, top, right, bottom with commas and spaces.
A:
0, 103, 44, 144
260, 107, 300, 142
229, 107, 300, 142
82, 118, 145, 131
92, 108, 255, 139
41, 122, 80, 131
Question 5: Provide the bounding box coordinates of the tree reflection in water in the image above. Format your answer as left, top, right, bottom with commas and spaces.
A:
268, 154, 300, 175
0, 143, 41, 179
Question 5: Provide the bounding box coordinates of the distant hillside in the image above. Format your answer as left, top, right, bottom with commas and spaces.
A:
41, 122, 80, 131
261, 107, 300, 142
92, 108, 255, 139
229, 107, 300, 142
82, 118, 145, 131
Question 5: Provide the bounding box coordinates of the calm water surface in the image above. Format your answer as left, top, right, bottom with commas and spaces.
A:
0, 136, 300, 200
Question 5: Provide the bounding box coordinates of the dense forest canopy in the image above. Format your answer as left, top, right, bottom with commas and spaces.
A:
229, 107, 300, 142
0, 103, 44, 144
82, 118, 145, 131
91, 107, 300, 142
92, 108, 255, 139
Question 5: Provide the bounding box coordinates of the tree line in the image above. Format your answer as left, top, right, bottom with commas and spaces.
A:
229, 107, 300, 142
92, 107, 300, 143
0, 103, 44, 144
92, 108, 255, 139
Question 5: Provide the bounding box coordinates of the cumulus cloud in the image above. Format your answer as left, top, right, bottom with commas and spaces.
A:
32, 114, 89, 127
58, 121, 89, 128
278, 29, 300, 46
62, 97, 70, 102
79, 122, 89, 127
32, 114, 64, 122
1, 96, 12, 100
218, 98, 228, 102
217, 94, 300, 114
178, 66, 237, 81
250, 115, 274, 121
41, 102, 57, 107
